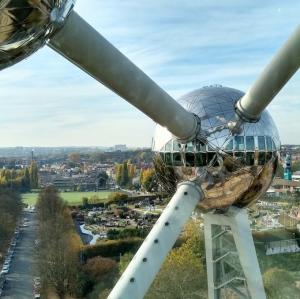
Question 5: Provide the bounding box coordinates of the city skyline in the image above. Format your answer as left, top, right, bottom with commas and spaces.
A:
0, 0, 300, 147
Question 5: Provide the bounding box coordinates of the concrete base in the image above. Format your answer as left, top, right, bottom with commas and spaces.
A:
203, 207, 266, 299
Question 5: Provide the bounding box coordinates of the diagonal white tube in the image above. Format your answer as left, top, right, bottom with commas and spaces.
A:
108, 181, 203, 299
236, 25, 300, 122
48, 11, 199, 142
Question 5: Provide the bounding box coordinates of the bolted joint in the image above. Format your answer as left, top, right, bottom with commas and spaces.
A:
177, 180, 204, 199
235, 99, 260, 123
175, 114, 202, 144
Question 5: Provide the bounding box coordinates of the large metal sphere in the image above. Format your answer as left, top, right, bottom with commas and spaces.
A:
153, 86, 280, 212
0, 0, 75, 71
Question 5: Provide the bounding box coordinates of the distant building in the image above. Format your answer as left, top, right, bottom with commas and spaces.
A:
292, 171, 300, 181
114, 144, 127, 151
271, 178, 300, 193
284, 153, 292, 180
52, 176, 74, 192
253, 229, 300, 256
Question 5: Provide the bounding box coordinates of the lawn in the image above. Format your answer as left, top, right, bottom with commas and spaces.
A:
22, 191, 113, 206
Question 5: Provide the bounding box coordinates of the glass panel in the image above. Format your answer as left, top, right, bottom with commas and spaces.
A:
196, 141, 206, 152
257, 136, 265, 151
234, 136, 245, 151
207, 152, 216, 164
173, 153, 183, 166
258, 152, 265, 165
165, 140, 172, 151
234, 152, 245, 163
195, 153, 207, 166
186, 142, 194, 152
272, 140, 277, 151
266, 152, 272, 162
246, 136, 255, 150
266, 136, 272, 151
225, 139, 233, 151
173, 140, 181, 151
246, 152, 255, 166
165, 153, 172, 165
185, 153, 195, 167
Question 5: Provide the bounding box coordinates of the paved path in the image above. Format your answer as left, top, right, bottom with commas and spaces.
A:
2, 211, 37, 299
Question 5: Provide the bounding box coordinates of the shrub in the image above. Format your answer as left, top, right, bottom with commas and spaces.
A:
107, 192, 129, 205
83, 256, 117, 282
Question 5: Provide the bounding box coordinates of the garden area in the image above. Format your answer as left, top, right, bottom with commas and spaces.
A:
22, 191, 114, 206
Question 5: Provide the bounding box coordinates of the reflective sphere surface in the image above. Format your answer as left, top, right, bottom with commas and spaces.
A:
0, 0, 75, 70
153, 86, 280, 212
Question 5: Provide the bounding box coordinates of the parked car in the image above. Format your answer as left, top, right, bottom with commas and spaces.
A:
33, 276, 41, 299
0, 266, 9, 275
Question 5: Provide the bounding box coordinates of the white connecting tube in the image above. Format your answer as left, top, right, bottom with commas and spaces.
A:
108, 181, 203, 299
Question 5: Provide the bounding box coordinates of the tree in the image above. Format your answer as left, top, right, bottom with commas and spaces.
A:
98, 171, 109, 188
115, 161, 131, 188
89, 152, 106, 163
146, 222, 207, 299
0, 168, 32, 192
29, 161, 39, 189
23, 167, 31, 190
292, 160, 300, 172
128, 164, 136, 179
36, 187, 82, 298
263, 267, 299, 298
115, 164, 123, 186
0, 190, 22, 254
69, 152, 81, 163
140, 168, 155, 191
121, 161, 130, 187
82, 197, 89, 207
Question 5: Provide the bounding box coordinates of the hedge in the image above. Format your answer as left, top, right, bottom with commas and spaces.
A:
82, 238, 143, 259
107, 228, 149, 240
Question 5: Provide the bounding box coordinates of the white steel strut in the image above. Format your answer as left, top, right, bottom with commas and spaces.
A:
204, 207, 266, 299
48, 11, 199, 143
236, 25, 300, 122
108, 181, 204, 299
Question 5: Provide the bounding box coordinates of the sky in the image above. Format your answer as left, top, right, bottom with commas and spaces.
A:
0, 0, 300, 147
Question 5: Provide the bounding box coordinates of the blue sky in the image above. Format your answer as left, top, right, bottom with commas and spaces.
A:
0, 0, 300, 147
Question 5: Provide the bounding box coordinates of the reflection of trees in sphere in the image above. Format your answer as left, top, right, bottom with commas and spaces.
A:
0, 0, 74, 70
153, 86, 280, 212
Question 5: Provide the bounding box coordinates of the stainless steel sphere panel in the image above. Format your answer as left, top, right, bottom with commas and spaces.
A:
0, 0, 75, 70
153, 86, 280, 212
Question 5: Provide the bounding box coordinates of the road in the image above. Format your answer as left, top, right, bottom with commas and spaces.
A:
2, 211, 37, 299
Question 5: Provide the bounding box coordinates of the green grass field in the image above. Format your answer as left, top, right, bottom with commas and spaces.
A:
22, 191, 113, 206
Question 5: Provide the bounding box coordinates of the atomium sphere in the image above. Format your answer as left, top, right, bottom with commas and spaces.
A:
152, 86, 280, 212
0, 0, 75, 71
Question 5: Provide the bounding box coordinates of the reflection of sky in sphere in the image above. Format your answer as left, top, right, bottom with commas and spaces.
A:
0, 0, 74, 70
180, 86, 280, 150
